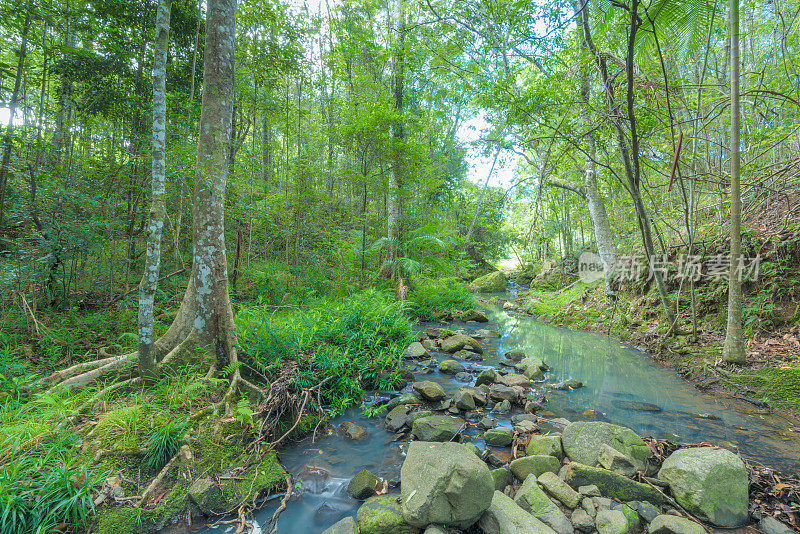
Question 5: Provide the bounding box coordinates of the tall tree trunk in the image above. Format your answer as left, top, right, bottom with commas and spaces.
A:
723, 0, 746, 364
189, 0, 202, 102
262, 116, 272, 190
579, 0, 673, 323
153, 0, 238, 369
383, 0, 405, 278
571, 0, 617, 286
138, 0, 172, 380
0, 9, 32, 227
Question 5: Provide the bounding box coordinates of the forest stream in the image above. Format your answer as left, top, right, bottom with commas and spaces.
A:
181, 287, 800, 534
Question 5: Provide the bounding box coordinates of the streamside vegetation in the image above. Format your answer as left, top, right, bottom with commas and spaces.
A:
1, 0, 799, 530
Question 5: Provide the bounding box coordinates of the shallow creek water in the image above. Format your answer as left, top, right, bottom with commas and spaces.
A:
191, 292, 800, 534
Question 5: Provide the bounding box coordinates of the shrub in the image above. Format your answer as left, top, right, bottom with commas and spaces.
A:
406, 277, 476, 320
237, 290, 413, 414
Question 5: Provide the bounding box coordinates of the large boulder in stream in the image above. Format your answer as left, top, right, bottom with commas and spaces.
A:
347, 469, 380, 499
411, 415, 465, 441
441, 334, 483, 354
460, 309, 489, 322
657, 447, 748, 527
439, 359, 465, 374
561, 421, 650, 470
403, 341, 429, 359
401, 441, 495, 528
412, 380, 447, 402
470, 271, 508, 292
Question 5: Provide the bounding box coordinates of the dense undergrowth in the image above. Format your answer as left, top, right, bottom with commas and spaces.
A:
238, 289, 414, 414
0, 258, 486, 534
405, 276, 477, 321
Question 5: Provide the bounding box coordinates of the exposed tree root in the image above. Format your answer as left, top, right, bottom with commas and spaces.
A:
51, 354, 137, 391
45, 353, 127, 386
136, 445, 192, 507
267, 475, 293, 534
77, 377, 142, 415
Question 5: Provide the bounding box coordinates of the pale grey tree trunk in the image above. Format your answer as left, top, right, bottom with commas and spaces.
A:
383, 0, 405, 278
571, 0, 617, 287
723, 0, 746, 363
189, 0, 202, 102
138, 0, 172, 379
582, 132, 617, 282
153, 0, 240, 378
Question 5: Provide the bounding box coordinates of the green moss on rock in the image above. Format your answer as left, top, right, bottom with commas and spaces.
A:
356, 495, 412, 534
563, 463, 665, 504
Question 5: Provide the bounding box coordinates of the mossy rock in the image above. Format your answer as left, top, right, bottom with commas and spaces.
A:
562, 421, 650, 470
509, 455, 560, 480
563, 462, 665, 504
470, 271, 508, 292
348, 469, 380, 500
356, 495, 412, 534
188, 477, 228, 515
97, 480, 192, 534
